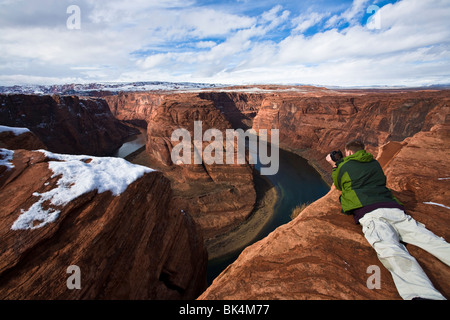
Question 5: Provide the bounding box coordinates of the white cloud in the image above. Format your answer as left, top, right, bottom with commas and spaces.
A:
196, 41, 217, 49
177, 8, 256, 38
135, 5, 289, 76
139, 53, 172, 69
325, 0, 370, 28
0, 0, 449, 87
86, 0, 196, 24
228, 0, 450, 86
292, 11, 329, 34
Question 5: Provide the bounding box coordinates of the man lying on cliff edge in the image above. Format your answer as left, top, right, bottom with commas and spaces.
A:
326, 139, 450, 300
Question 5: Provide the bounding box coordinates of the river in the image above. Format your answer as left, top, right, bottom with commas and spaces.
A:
206, 147, 330, 284
112, 128, 147, 158
113, 131, 330, 285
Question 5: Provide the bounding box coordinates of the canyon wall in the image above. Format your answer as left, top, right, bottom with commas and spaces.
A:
0, 148, 207, 299
198, 88, 450, 184
253, 90, 449, 183
0, 127, 46, 151
105, 92, 257, 240
104, 88, 449, 239
198, 91, 264, 128
97, 87, 450, 299
143, 94, 256, 239
104, 92, 166, 127
1, 87, 447, 300
0, 94, 139, 156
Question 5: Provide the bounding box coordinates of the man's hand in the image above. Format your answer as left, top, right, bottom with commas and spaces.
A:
326, 154, 336, 167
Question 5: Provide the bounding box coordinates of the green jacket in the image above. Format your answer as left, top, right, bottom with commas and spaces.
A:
332, 149, 401, 214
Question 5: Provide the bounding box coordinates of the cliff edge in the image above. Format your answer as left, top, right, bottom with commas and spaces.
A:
0, 148, 207, 299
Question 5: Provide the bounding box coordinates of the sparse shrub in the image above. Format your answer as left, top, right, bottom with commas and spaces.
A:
290, 202, 311, 220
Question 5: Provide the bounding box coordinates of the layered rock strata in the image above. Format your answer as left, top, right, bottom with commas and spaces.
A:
104, 92, 166, 128
197, 88, 450, 184
3, 86, 446, 300
253, 90, 449, 183
0, 149, 207, 300
0, 125, 46, 151
104, 88, 449, 241
143, 94, 257, 239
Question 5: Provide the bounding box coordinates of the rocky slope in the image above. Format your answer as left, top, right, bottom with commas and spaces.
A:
143, 94, 256, 239
0, 94, 139, 156
0, 148, 207, 300
105, 92, 257, 239
1, 86, 447, 300
199, 124, 450, 300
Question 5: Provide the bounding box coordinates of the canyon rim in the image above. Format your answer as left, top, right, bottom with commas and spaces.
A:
0, 84, 449, 303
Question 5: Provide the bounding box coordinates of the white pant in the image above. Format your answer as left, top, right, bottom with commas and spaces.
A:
359, 208, 450, 300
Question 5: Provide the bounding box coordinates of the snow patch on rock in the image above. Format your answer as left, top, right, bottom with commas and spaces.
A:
11, 150, 155, 230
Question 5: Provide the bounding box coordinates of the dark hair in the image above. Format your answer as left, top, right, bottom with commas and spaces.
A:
345, 139, 365, 153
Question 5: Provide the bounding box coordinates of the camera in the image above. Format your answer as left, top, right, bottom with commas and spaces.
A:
330, 150, 343, 162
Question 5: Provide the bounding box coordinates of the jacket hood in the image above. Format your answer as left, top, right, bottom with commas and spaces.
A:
345, 149, 374, 163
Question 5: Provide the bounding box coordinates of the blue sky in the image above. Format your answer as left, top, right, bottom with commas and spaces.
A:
0, 0, 449, 87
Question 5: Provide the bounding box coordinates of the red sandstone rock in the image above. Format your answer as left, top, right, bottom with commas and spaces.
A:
196, 87, 450, 184
2, 86, 448, 300
381, 125, 450, 296
0, 128, 46, 151
255, 89, 448, 175
105, 92, 166, 126
145, 94, 256, 239
103, 87, 449, 241
0, 94, 139, 156
0, 149, 207, 300
199, 124, 450, 300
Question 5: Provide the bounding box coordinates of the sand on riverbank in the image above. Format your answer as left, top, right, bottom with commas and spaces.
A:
205, 169, 278, 260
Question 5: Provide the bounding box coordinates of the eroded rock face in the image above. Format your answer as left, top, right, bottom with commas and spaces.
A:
0, 149, 207, 300
380, 125, 450, 296
104, 92, 166, 127
195, 88, 449, 184
104, 92, 258, 239
0, 126, 46, 151
0, 94, 139, 156
199, 124, 450, 300
250, 90, 449, 181
144, 94, 256, 239
103, 88, 450, 241
100, 87, 450, 299
2, 86, 448, 300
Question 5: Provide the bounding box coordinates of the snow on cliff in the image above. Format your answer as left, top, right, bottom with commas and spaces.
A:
0, 125, 31, 136
0, 81, 226, 95
0, 148, 15, 170
11, 150, 155, 230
